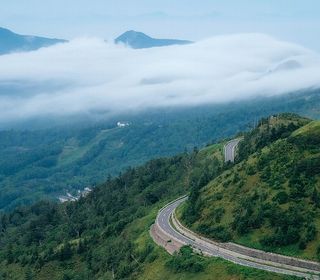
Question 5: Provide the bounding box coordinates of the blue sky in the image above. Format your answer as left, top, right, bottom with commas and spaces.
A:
1, 0, 320, 50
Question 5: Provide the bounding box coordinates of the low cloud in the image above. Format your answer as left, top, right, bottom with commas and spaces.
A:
0, 33, 320, 123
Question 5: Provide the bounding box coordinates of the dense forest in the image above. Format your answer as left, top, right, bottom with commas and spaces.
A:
0, 90, 320, 211
0, 118, 301, 280
181, 113, 320, 260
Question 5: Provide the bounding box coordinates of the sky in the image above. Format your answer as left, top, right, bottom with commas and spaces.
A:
1, 1, 320, 125
1, 0, 320, 50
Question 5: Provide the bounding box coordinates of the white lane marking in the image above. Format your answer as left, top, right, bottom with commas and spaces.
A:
155, 197, 316, 279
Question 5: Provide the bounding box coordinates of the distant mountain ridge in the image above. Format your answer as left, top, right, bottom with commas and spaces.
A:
115, 30, 192, 49
0, 27, 67, 55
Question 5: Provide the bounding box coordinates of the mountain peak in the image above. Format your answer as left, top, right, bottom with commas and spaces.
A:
115, 30, 192, 49
121, 30, 151, 37
115, 30, 151, 43
0, 27, 67, 55
0, 27, 14, 34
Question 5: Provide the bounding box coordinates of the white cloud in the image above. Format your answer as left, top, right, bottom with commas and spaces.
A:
0, 33, 320, 123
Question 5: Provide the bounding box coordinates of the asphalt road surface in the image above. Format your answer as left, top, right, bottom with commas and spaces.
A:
155, 197, 320, 279
224, 138, 242, 162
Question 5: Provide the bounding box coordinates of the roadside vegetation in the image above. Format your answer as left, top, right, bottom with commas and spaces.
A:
0, 122, 300, 279
0, 113, 317, 279
181, 113, 320, 261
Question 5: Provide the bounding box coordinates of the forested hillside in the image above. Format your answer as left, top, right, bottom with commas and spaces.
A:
181, 113, 320, 261
0, 124, 302, 280
1, 90, 320, 211
0, 114, 312, 280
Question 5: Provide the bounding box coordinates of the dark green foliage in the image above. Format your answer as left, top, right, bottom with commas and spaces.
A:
288, 129, 320, 151
299, 240, 307, 250
183, 116, 320, 259
243, 123, 320, 249
212, 207, 225, 223
296, 157, 320, 176
312, 188, 320, 207
259, 203, 309, 247
232, 193, 266, 235
58, 242, 73, 261
245, 165, 256, 175
24, 269, 33, 280
182, 157, 223, 226
212, 192, 223, 201
238, 113, 310, 161
305, 224, 317, 242
260, 226, 300, 247
198, 224, 232, 242
165, 246, 206, 273
1, 90, 320, 211
0, 145, 225, 279
0, 112, 318, 278
273, 191, 289, 204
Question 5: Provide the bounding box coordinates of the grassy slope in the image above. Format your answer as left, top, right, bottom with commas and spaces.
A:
0, 140, 299, 280
0, 209, 298, 280
181, 116, 320, 261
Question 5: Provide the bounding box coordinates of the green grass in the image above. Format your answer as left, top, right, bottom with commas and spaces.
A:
137, 240, 299, 280
131, 203, 299, 280
292, 120, 320, 137
181, 116, 320, 261
57, 128, 119, 166
0, 114, 317, 280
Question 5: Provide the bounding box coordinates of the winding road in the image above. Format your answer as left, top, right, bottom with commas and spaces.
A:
224, 138, 242, 163
153, 197, 320, 279
150, 140, 320, 279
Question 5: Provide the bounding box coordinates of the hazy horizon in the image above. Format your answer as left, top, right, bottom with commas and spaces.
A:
1, 0, 320, 51
1, 1, 320, 125
0, 33, 320, 124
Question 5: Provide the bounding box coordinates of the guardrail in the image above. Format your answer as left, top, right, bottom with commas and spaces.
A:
152, 196, 320, 279
171, 199, 320, 277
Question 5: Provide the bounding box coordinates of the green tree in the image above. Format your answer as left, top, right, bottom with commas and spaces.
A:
24, 269, 33, 280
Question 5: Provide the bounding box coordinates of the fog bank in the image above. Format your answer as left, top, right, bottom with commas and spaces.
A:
0, 33, 320, 123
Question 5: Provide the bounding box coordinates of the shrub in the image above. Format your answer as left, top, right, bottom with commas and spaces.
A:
273, 191, 289, 204
305, 224, 317, 242
165, 246, 205, 273
245, 165, 255, 175
260, 226, 301, 247
207, 225, 232, 242
212, 207, 225, 223
212, 192, 223, 201
299, 240, 306, 250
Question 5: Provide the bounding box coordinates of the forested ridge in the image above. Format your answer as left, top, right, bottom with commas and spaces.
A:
0, 119, 301, 280
181, 113, 320, 261
0, 90, 320, 211
0, 143, 224, 279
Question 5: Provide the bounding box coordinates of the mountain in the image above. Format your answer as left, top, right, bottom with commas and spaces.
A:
0, 27, 67, 55
0, 90, 319, 211
180, 113, 320, 261
115, 30, 192, 49
0, 115, 303, 280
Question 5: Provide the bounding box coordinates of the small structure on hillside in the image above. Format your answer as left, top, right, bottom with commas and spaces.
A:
117, 121, 130, 128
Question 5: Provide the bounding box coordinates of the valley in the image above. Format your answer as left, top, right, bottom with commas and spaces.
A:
0, 113, 318, 280
1, 3, 320, 279
0, 90, 319, 211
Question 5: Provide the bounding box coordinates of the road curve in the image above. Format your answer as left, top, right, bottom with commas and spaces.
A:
224, 138, 242, 163
153, 197, 320, 279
